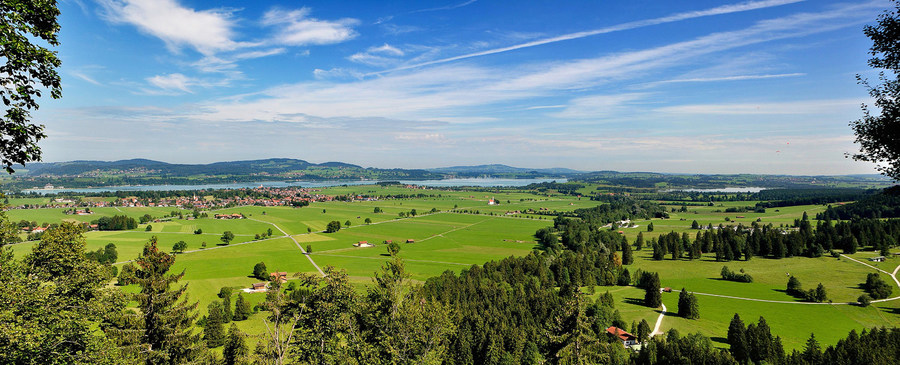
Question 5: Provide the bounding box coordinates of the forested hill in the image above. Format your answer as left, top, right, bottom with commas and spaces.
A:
13, 158, 358, 177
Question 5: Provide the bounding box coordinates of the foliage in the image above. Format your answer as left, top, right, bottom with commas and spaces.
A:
0, 222, 127, 364
720, 266, 753, 283
0, 0, 63, 172
233, 293, 252, 321
325, 220, 341, 233
677, 288, 700, 320
864, 273, 894, 299
204, 301, 226, 348
96, 214, 137, 231
253, 261, 268, 280
221, 230, 235, 245
105, 236, 204, 363
850, 0, 900, 180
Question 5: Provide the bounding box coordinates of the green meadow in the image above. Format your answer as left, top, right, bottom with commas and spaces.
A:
4, 184, 899, 350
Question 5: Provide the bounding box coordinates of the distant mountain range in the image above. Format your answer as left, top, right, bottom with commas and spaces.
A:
13, 159, 581, 178
15, 158, 364, 177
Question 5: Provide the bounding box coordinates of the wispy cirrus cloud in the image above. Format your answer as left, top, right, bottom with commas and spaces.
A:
262, 7, 359, 46
370, 0, 807, 75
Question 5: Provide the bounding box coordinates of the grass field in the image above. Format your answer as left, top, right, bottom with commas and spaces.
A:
4, 184, 900, 351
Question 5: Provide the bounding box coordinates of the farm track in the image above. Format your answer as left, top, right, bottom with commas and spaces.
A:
249, 218, 325, 277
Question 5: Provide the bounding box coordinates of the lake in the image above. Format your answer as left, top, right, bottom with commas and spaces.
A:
22, 178, 568, 194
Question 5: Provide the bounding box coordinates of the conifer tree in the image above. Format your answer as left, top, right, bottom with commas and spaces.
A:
635, 231, 644, 250
727, 314, 749, 363
644, 272, 661, 308
622, 240, 634, 265
106, 237, 203, 364
233, 292, 253, 321
205, 301, 226, 348
223, 324, 249, 365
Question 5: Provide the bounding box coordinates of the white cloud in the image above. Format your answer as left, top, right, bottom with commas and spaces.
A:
348, 44, 406, 66
97, 0, 244, 55
656, 73, 806, 84
70, 71, 102, 86
551, 94, 649, 119
262, 7, 359, 46
657, 99, 863, 115
146, 73, 194, 93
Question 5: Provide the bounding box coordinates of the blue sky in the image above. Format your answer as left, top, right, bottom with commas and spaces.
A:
37, 0, 890, 174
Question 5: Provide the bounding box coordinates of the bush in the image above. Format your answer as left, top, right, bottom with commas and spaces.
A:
253, 262, 268, 280
721, 266, 753, 283
858, 294, 873, 307
325, 220, 341, 233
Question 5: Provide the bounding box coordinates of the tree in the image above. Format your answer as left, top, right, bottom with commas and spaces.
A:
635, 231, 644, 250
220, 287, 233, 323
802, 333, 823, 364
787, 275, 802, 295
364, 217, 372, 224
204, 301, 226, 348
727, 314, 750, 363
374, 207, 382, 213
145, 224, 152, 231
637, 319, 651, 342
233, 293, 252, 321
647, 222, 654, 232
306, 244, 312, 253
0, 0, 62, 173
325, 220, 341, 233
677, 288, 700, 319
850, 0, 900, 180
387, 241, 400, 256
253, 261, 268, 280
223, 324, 248, 365
221, 231, 235, 245
1, 222, 127, 364
172, 240, 187, 253
691, 220, 699, 229
106, 237, 203, 363
643, 272, 661, 308
622, 239, 634, 265
344, 220, 351, 227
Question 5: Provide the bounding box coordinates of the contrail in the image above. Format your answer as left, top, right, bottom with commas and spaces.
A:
368, 0, 805, 76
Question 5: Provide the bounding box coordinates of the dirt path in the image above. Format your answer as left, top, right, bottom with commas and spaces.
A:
249, 218, 325, 277
651, 303, 667, 337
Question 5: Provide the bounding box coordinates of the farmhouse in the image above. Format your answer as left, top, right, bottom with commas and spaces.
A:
269, 272, 288, 282
869, 256, 886, 262
250, 282, 267, 291
354, 241, 374, 248
406, 239, 415, 243
606, 326, 638, 347
214, 213, 245, 219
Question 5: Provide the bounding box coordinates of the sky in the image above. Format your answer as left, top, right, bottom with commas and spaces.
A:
34, 0, 893, 174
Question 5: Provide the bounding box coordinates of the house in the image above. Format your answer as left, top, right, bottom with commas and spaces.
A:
488, 197, 498, 205
406, 239, 415, 243
354, 241, 374, 248
269, 272, 288, 282
606, 326, 638, 347
383, 240, 393, 244
869, 256, 886, 262
251, 282, 267, 291
662, 287, 672, 293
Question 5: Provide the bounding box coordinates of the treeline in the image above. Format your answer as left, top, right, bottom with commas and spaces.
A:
818, 187, 900, 220
646, 215, 900, 261
95, 215, 137, 230
574, 197, 668, 223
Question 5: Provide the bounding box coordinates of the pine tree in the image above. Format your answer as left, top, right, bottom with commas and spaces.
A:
803, 333, 823, 364
647, 222, 654, 232
787, 276, 802, 295
635, 232, 645, 250
622, 240, 634, 265
233, 293, 252, 321
637, 319, 651, 342
219, 287, 233, 323
106, 236, 203, 363
223, 324, 249, 365
644, 272, 661, 308
204, 301, 226, 348
727, 314, 749, 363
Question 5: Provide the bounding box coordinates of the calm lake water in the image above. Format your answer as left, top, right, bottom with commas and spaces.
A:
667, 187, 767, 193
23, 178, 567, 194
